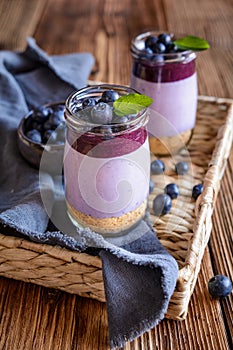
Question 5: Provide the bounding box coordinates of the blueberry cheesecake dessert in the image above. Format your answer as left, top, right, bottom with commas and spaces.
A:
64, 85, 152, 236
130, 31, 209, 155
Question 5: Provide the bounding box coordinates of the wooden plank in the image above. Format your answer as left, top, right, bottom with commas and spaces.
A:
163, 0, 233, 98
0, 0, 232, 349
0, 0, 47, 50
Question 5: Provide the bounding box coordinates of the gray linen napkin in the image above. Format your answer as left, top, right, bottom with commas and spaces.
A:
0, 38, 178, 349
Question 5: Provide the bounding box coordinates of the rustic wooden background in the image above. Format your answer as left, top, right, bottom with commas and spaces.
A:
0, 0, 232, 349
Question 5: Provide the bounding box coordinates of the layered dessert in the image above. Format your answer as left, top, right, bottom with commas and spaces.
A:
64, 85, 150, 236
130, 31, 198, 155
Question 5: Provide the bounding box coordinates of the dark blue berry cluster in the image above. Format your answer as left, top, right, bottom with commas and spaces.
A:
76, 90, 137, 128
77, 90, 117, 126
145, 33, 178, 55
24, 104, 66, 145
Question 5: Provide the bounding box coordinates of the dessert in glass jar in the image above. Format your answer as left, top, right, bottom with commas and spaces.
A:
130, 31, 198, 155
64, 84, 151, 236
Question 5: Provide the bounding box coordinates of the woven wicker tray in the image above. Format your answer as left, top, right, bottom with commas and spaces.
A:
0, 96, 232, 320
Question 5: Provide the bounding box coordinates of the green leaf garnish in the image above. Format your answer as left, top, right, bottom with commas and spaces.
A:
174, 35, 210, 51
113, 93, 153, 116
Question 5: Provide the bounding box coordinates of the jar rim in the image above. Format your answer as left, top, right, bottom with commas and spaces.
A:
131, 30, 197, 63
65, 84, 149, 136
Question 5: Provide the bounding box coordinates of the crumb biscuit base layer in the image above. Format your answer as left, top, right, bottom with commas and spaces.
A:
0, 96, 232, 320
66, 200, 147, 235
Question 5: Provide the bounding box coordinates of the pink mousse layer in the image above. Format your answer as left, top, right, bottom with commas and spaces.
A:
64, 136, 150, 218
131, 73, 197, 137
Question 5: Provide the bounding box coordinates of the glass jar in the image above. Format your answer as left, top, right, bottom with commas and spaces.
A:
130, 31, 198, 155
64, 84, 150, 237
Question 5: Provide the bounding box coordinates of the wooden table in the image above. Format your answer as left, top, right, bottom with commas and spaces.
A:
0, 1, 232, 349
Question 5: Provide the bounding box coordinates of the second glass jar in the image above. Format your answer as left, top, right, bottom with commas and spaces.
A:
130, 31, 198, 155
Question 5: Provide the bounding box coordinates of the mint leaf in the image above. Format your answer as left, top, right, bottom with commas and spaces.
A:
113, 93, 153, 116
174, 35, 210, 51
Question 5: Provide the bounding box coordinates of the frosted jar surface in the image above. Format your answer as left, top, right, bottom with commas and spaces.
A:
130, 31, 198, 155
64, 84, 150, 236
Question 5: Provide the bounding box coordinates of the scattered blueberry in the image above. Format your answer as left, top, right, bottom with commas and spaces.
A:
101, 90, 119, 103
192, 183, 203, 200
149, 179, 155, 194
91, 102, 113, 124
165, 183, 179, 199
26, 129, 42, 143
152, 193, 172, 216
208, 275, 232, 298
150, 159, 165, 174
175, 161, 189, 175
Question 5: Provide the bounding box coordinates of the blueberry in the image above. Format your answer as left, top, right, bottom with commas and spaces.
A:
43, 119, 54, 130
166, 42, 178, 53
192, 183, 203, 200
165, 183, 179, 199
158, 33, 172, 45
153, 193, 172, 216
208, 275, 232, 298
175, 161, 189, 175
48, 114, 62, 128
82, 97, 96, 109
33, 106, 52, 122
152, 54, 164, 63
30, 120, 44, 132
53, 105, 65, 122
26, 129, 42, 143
43, 129, 57, 143
145, 35, 158, 49
145, 47, 154, 55
91, 102, 113, 124
149, 179, 155, 194
101, 90, 119, 103
151, 42, 166, 54
151, 159, 165, 174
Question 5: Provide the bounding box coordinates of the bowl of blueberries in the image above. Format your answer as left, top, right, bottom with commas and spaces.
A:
17, 102, 66, 174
